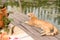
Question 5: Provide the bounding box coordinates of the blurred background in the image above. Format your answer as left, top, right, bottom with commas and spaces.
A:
0, 0, 60, 30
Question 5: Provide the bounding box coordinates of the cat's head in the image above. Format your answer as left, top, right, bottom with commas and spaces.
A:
27, 13, 35, 17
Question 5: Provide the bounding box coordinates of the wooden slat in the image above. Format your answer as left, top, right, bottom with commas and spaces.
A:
9, 13, 51, 40
19, 13, 60, 39
9, 14, 49, 40
8, 13, 59, 40
55, 34, 60, 40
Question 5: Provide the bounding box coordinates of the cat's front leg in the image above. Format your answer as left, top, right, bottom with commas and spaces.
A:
40, 31, 44, 33
24, 21, 31, 25
41, 33, 46, 36
24, 21, 29, 24
40, 31, 46, 36
24, 21, 33, 26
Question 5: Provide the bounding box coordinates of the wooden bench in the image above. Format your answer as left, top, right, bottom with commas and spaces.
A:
9, 12, 60, 40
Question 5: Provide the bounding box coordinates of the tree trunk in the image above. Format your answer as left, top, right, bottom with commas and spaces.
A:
17, 0, 22, 13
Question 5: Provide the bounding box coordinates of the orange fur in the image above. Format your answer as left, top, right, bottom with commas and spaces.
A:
25, 13, 58, 36
1, 7, 8, 17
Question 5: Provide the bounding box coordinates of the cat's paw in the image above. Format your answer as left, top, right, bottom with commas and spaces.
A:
24, 21, 28, 24
45, 33, 54, 36
41, 33, 46, 36
41, 31, 44, 33
51, 33, 54, 36
46, 33, 51, 36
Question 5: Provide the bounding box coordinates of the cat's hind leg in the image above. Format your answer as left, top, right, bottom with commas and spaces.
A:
41, 31, 51, 36
41, 28, 51, 36
40, 30, 46, 36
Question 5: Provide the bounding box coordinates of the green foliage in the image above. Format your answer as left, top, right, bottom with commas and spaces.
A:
55, 0, 60, 6
1, 16, 13, 33
36, 0, 48, 6
4, 28, 9, 33
14, 1, 19, 7
2, 16, 11, 28
21, 0, 50, 8
0, 13, 13, 33
0, 0, 2, 4
4, 0, 19, 7
54, 0, 60, 12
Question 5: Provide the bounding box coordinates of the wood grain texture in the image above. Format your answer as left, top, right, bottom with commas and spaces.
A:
8, 13, 60, 40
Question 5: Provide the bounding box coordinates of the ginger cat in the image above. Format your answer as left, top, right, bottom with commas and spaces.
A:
25, 13, 58, 36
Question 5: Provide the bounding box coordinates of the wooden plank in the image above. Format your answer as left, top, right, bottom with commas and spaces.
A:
11, 18, 49, 40
55, 34, 60, 40
9, 13, 57, 39
17, 12, 59, 38
10, 14, 50, 40
8, 15, 57, 40
9, 14, 51, 40
12, 22, 38, 40
32, 27, 58, 40
9, 14, 41, 39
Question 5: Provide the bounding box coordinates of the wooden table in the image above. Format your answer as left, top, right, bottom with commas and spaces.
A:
8, 12, 60, 40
